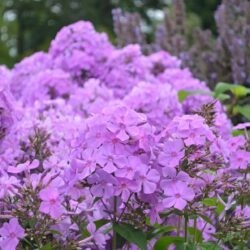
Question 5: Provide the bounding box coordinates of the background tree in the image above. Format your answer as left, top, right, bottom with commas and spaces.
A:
0, 0, 220, 67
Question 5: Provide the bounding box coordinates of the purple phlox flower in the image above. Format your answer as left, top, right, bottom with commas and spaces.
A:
7, 159, 39, 174
210, 137, 230, 161
148, 51, 181, 76
147, 202, 165, 224
115, 177, 139, 201
191, 217, 215, 241
61, 169, 83, 199
135, 168, 160, 194
163, 182, 195, 210
101, 132, 128, 155
85, 222, 107, 249
160, 168, 190, 186
227, 136, 246, 151
71, 148, 97, 179
235, 205, 250, 220
137, 124, 156, 151
39, 186, 64, 219
115, 156, 141, 180
0, 174, 19, 198
230, 150, 250, 170
104, 104, 147, 142
88, 170, 117, 198
233, 122, 250, 130
167, 115, 215, 146
0, 218, 25, 250
96, 146, 122, 174
158, 139, 185, 168
84, 116, 110, 148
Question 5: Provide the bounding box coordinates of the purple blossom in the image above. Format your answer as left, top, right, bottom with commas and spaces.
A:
39, 186, 64, 219
7, 160, 39, 174
0, 218, 25, 250
158, 139, 185, 169
136, 168, 160, 194
163, 182, 195, 210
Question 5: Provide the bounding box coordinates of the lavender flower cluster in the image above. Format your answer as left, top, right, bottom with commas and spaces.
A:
113, 0, 250, 88
0, 21, 249, 249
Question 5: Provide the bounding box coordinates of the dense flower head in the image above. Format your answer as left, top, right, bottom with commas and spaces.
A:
49, 21, 113, 79
0, 90, 14, 146
9, 52, 52, 98
0, 20, 249, 249
124, 81, 183, 131
100, 44, 153, 97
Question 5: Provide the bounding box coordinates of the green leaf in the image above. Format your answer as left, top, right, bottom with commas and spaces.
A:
215, 93, 231, 101
94, 219, 109, 229
202, 198, 218, 206
188, 227, 203, 242
178, 90, 190, 102
199, 242, 222, 250
147, 225, 176, 240
214, 82, 250, 98
215, 202, 225, 216
40, 243, 53, 250
236, 105, 250, 120
197, 213, 213, 225
202, 198, 225, 216
113, 223, 147, 250
178, 90, 212, 102
154, 236, 185, 250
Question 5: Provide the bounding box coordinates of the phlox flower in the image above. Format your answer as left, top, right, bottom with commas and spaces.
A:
115, 156, 141, 180
0, 174, 19, 198
163, 182, 195, 210
160, 168, 190, 185
88, 170, 117, 198
158, 139, 185, 168
230, 150, 250, 170
71, 148, 97, 178
0, 218, 25, 250
96, 146, 123, 174
7, 159, 39, 174
39, 186, 64, 219
115, 177, 139, 201
147, 202, 165, 224
136, 168, 160, 194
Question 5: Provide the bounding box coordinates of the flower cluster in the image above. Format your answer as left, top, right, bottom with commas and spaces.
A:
0, 21, 249, 249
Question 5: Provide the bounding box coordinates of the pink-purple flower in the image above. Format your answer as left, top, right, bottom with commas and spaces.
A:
0, 218, 25, 250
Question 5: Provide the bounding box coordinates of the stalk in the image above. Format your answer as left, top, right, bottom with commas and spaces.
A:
184, 211, 188, 250
112, 196, 117, 250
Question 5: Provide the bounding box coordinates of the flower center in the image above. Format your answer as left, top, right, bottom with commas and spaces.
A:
175, 193, 181, 198
171, 152, 177, 157
50, 199, 57, 205
9, 232, 16, 238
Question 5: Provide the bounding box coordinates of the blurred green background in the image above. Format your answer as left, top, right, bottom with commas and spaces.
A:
0, 0, 220, 67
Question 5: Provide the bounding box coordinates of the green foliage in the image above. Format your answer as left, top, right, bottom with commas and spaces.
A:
178, 82, 250, 123
113, 223, 147, 250
235, 105, 250, 120
154, 236, 185, 250
214, 82, 250, 99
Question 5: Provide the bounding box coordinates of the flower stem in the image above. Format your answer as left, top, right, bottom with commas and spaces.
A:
112, 196, 117, 250
184, 211, 188, 247
193, 217, 197, 244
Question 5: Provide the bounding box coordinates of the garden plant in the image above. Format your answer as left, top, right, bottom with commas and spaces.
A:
0, 20, 249, 250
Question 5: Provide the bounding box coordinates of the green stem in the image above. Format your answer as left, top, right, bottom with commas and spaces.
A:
112, 197, 117, 250
177, 216, 181, 236
184, 211, 188, 247
193, 217, 197, 244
